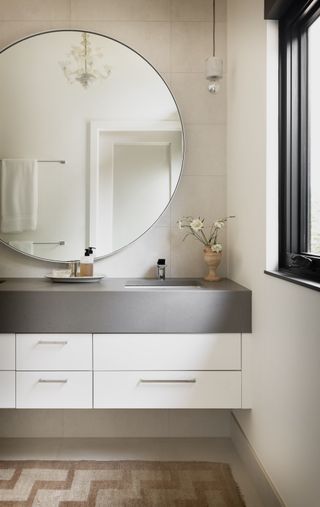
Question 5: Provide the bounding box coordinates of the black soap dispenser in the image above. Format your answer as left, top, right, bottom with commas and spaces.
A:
80, 247, 95, 277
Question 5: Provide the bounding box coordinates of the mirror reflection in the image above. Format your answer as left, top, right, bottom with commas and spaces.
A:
0, 31, 183, 262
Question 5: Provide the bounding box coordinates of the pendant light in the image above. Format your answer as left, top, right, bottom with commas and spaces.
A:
205, 0, 223, 93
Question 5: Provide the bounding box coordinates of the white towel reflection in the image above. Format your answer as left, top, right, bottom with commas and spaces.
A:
0, 159, 38, 233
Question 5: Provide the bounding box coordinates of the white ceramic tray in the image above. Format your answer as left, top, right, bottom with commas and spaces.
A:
46, 274, 105, 283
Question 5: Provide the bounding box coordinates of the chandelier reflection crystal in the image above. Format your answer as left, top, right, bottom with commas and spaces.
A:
60, 32, 111, 89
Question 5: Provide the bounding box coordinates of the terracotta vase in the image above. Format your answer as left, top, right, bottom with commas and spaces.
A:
203, 247, 222, 281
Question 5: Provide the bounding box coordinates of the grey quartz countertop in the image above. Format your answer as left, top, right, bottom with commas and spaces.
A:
0, 277, 249, 292
0, 277, 252, 333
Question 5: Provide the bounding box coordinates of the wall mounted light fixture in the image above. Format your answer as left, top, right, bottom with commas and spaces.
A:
205, 0, 223, 94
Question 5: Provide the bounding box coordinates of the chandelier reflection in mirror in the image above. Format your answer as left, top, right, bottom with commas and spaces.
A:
60, 32, 111, 89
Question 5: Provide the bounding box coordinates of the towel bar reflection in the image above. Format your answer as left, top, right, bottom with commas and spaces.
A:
33, 241, 65, 245
0, 159, 66, 164
38, 160, 66, 164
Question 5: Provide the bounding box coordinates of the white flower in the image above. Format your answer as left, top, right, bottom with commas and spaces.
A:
190, 218, 204, 231
214, 221, 224, 229
211, 243, 222, 253
177, 220, 183, 230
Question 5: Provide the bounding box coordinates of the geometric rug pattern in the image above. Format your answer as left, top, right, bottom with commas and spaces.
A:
0, 461, 246, 506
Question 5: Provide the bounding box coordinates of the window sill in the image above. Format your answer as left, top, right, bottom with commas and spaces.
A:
264, 270, 320, 293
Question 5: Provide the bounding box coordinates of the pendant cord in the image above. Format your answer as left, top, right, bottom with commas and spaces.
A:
212, 0, 216, 56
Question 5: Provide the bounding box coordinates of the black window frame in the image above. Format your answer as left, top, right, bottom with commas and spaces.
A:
279, 0, 320, 284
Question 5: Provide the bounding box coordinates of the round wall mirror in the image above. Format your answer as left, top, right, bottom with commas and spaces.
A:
0, 30, 184, 262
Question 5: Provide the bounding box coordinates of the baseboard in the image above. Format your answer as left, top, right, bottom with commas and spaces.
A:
230, 413, 286, 507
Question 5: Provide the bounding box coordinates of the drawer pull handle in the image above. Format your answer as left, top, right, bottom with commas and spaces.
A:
37, 340, 68, 345
38, 379, 68, 384
139, 379, 196, 384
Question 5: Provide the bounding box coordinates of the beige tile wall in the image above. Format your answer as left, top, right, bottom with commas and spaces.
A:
0, 0, 227, 279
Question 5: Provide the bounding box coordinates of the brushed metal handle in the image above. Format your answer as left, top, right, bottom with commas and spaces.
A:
139, 379, 196, 384
37, 340, 68, 345
38, 379, 68, 384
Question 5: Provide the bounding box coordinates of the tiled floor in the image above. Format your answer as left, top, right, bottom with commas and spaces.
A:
0, 437, 264, 507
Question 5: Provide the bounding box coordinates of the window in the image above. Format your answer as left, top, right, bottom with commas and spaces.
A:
279, 0, 320, 284
309, 15, 320, 256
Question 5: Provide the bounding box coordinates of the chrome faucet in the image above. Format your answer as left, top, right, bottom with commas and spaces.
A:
157, 258, 166, 280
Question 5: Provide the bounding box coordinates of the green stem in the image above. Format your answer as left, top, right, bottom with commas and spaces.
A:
191, 230, 207, 245
200, 229, 210, 246
208, 226, 217, 243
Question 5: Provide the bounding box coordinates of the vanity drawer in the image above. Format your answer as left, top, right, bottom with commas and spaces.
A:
0, 372, 15, 408
94, 333, 241, 371
94, 371, 241, 409
16, 372, 92, 408
0, 334, 15, 370
16, 334, 92, 370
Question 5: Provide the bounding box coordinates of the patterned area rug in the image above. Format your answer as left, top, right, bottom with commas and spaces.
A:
0, 461, 246, 506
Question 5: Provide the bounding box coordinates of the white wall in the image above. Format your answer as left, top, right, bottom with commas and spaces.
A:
0, 0, 228, 280
227, 1, 320, 506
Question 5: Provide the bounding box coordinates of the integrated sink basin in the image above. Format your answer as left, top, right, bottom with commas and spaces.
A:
125, 279, 202, 289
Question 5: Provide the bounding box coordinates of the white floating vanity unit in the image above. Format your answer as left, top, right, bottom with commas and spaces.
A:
0, 277, 251, 410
